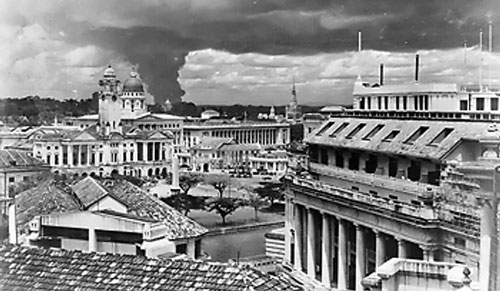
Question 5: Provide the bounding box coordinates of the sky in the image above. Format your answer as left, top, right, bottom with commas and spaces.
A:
1, 0, 499, 106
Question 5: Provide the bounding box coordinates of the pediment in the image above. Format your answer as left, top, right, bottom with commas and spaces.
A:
73, 131, 97, 141
148, 132, 168, 139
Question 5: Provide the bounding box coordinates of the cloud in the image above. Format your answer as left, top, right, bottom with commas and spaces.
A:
180, 47, 500, 106
0, 0, 499, 104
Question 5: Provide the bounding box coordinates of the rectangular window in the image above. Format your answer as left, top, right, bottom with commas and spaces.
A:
345, 123, 366, 139
428, 128, 454, 146
414, 96, 418, 110
330, 122, 349, 137
404, 126, 429, 144
46, 155, 51, 165
384, 96, 389, 109
382, 130, 400, 142
367, 98, 371, 109
377, 96, 382, 109
395, 97, 400, 110
23, 176, 29, 182
176, 243, 187, 254
476, 98, 485, 111
8, 177, 15, 183
359, 97, 365, 109
403, 96, 407, 110
363, 124, 385, 140
492, 98, 499, 111
454, 237, 466, 247
315, 121, 335, 136
123, 152, 127, 162
460, 100, 468, 111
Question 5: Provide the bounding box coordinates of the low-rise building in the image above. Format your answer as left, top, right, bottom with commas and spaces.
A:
16, 176, 208, 259
0, 150, 50, 200
0, 245, 302, 290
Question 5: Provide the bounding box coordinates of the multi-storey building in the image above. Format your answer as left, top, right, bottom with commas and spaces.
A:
282, 68, 498, 290
183, 118, 291, 149
15, 66, 177, 178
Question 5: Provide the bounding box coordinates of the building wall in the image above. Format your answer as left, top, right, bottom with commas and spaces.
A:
87, 197, 127, 213
0, 168, 50, 199
62, 237, 136, 255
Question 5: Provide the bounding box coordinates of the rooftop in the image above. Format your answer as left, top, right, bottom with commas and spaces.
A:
191, 137, 234, 150
0, 150, 47, 170
353, 82, 458, 96
307, 117, 491, 161
0, 245, 301, 291
16, 177, 208, 240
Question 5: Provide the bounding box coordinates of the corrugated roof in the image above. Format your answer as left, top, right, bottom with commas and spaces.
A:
0, 245, 301, 291
353, 82, 458, 96
306, 117, 491, 161
0, 150, 47, 169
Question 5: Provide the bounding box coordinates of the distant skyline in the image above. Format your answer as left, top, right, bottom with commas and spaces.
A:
1, 0, 499, 106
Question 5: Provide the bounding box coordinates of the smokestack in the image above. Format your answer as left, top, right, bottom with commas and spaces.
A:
358, 30, 362, 52
415, 54, 419, 82
488, 21, 493, 90
480, 29, 483, 91
380, 63, 384, 86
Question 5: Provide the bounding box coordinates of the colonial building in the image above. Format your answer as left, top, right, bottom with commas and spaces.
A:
184, 118, 291, 149
16, 177, 208, 259
17, 66, 178, 178
282, 69, 498, 290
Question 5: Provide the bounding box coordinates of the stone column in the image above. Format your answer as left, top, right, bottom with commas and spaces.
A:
397, 238, 407, 259
421, 245, 434, 262
294, 204, 303, 272
321, 212, 332, 287
284, 198, 292, 264
337, 219, 348, 290
375, 230, 386, 267
87, 145, 91, 165
355, 224, 366, 291
88, 228, 97, 252
307, 208, 316, 279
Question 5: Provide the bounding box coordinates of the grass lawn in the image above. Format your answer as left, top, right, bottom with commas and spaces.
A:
189, 206, 283, 229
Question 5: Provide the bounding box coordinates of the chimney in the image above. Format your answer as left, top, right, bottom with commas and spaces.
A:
380, 63, 384, 86
8, 201, 17, 244
415, 54, 420, 82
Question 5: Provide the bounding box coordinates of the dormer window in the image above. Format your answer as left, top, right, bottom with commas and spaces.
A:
428, 128, 453, 146
382, 130, 400, 142
330, 122, 349, 137
363, 124, 385, 140
345, 123, 366, 139
315, 121, 335, 136
404, 126, 429, 144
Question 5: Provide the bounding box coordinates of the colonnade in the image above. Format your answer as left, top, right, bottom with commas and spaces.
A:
289, 203, 433, 291
212, 127, 285, 145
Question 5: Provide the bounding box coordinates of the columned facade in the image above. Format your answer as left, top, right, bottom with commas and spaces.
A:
289, 201, 432, 289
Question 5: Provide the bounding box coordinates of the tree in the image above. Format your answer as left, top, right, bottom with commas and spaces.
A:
255, 182, 284, 206
203, 173, 230, 198
179, 173, 202, 195
161, 194, 205, 216
205, 197, 243, 225
245, 193, 268, 221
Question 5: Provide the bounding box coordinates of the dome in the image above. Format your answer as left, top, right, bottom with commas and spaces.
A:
103, 65, 116, 78
122, 69, 144, 92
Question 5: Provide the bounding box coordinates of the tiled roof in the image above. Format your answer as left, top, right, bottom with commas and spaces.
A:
16, 177, 207, 240
15, 181, 81, 233
0, 245, 301, 291
104, 180, 208, 239
0, 150, 47, 169
220, 143, 261, 151
306, 117, 491, 161
72, 178, 208, 239
70, 177, 110, 208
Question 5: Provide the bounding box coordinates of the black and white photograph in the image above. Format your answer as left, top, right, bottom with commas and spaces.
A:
0, 1, 499, 290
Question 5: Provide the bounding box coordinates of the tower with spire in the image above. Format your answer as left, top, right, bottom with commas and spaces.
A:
286, 77, 301, 123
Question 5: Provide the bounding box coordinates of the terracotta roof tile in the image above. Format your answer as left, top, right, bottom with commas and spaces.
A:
0, 150, 47, 169
0, 245, 301, 290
